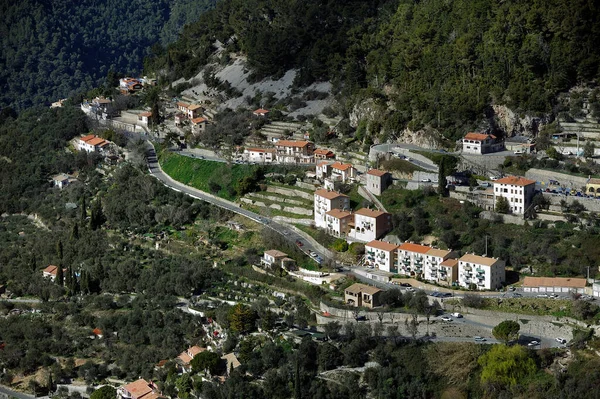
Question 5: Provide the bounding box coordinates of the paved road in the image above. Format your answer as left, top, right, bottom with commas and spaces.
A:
0, 385, 36, 399
145, 143, 330, 264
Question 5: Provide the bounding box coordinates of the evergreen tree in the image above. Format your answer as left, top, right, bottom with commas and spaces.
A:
56, 240, 63, 261
80, 194, 87, 222
70, 223, 80, 241
90, 199, 105, 230
56, 265, 64, 287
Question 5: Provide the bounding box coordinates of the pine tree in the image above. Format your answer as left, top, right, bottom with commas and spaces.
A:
70, 222, 79, 241
56, 265, 64, 286
80, 194, 87, 221
90, 199, 105, 230
56, 240, 63, 261
29, 255, 37, 272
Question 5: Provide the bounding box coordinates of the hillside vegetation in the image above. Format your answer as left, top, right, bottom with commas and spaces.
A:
146, 0, 600, 139
0, 0, 217, 109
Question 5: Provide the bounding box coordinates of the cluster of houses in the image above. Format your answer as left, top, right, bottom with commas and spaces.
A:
174, 102, 209, 133
457, 175, 538, 216
80, 97, 117, 120
363, 240, 505, 290
313, 188, 392, 243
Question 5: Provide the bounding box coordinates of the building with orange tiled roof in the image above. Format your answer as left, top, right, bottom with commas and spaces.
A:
314, 189, 350, 229
462, 132, 503, 154
350, 208, 391, 242
423, 248, 457, 283
275, 140, 315, 164
117, 379, 163, 399
344, 283, 382, 309
330, 162, 356, 182
397, 243, 431, 277
261, 250, 296, 270
458, 253, 505, 290
324, 209, 354, 237
438, 259, 459, 286
366, 169, 393, 195
523, 276, 586, 294
365, 240, 399, 272
138, 111, 152, 126
177, 102, 203, 119
77, 134, 109, 153
253, 108, 270, 117
176, 346, 206, 373
314, 148, 335, 160
493, 175, 536, 215
191, 116, 208, 132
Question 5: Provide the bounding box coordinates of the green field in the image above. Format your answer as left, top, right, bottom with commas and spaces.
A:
160, 152, 261, 200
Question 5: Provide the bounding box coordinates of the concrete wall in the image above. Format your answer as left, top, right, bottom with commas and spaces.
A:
525, 168, 589, 190
543, 193, 600, 213
267, 186, 314, 201
250, 192, 308, 206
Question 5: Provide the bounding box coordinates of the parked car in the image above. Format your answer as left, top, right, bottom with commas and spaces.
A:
536, 294, 549, 298
400, 283, 412, 287
451, 312, 463, 318
528, 340, 540, 347
441, 316, 452, 322
556, 337, 567, 344
474, 336, 486, 342
406, 287, 415, 292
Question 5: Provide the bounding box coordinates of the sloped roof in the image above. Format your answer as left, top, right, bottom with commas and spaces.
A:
246, 147, 275, 153
355, 208, 387, 218
588, 178, 600, 185
276, 140, 311, 148
367, 169, 388, 177
398, 242, 431, 254
188, 104, 202, 111
221, 352, 241, 369
88, 137, 107, 146
191, 117, 207, 124
366, 240, 399, 252
325, 209, 353, 219
43, 265, 58, 275
345, 283, 381, 295
440, 258, 459, 268
265, 249, 288, 258
253, 108, 270, 115
139, 112, 152, 117
523, 276, 586, 288
464, 132, 495, 141
459, 253, 501, 266
317, 161, 331, 167
426, 248, 453, 258
331, 162, 353, 171
314, 149, 334, 155
495, 176, 536, 186
122, 379, 153, 399
80, 134, 95, 142
314, 189, 348, 200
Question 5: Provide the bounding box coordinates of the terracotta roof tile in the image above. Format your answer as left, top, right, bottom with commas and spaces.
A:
314, 189, 348, 200
355, 208, 387, 218
523, 276, 586, 288
464, 132, 494, 141
494, 176, 536, 186
325, 209, 353, 219
277, 140, 311, 148
459, 253, 502, 267
398, 243, 431, 254
440, 258, 458, 268
265, 249, 288, 258
345, 283, 381, 295
367, 169, 388, 177
122, 379, 153, 399
366, 240, 399, 252
331, 162, 353, 171
426, 248, 453, 258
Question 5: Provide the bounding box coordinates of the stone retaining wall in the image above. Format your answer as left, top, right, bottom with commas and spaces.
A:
240, 198, 313, 215
267, 186, 314, 200
525, 168, 588, 189
250, 192, 308, 206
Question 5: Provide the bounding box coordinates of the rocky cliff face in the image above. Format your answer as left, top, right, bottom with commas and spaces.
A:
490, 104, 552, 138
398, 126, 444, 149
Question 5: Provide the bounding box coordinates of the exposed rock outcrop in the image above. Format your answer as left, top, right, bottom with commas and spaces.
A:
490, 104, 552, 138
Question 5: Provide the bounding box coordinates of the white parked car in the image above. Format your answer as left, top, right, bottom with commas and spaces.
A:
441, 316, 452, 322
528, 340, 540, 347
556, 337, 567, 344
536, 294, 549, 298
474, 336, 486, 342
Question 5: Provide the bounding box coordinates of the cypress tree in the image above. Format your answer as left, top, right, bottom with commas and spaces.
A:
70, 222, 79, 241
80, 194, 87, 221
56, 265, 64, 286
56, 240, 63, 261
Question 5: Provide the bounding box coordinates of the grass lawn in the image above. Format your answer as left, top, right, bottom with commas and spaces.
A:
159, 152, 261, 200
380, 158, 426, 174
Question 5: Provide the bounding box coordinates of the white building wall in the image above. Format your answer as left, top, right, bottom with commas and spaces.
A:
351, 214, 377, 242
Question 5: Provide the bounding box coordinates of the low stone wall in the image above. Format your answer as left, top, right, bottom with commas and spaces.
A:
272, 216, 314, 226
525, 168, 588, 189
250, 192, 308, 206
240, 198, 313, 215
543, 193, 600, 213
480, 210, 526, 225
296, 181, 318, 191
267, 186, 314, 201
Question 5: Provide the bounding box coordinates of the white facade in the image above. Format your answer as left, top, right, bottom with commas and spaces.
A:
423, 248, 455, 282
314, 189, 350, 229
316, 162, 331, 180
350, 208, 391, 242
245, 148, 275, 163
330, 162, 356, 183
365, 240, 399, 273
493, 176, 536, 215
458, 254, 505, 290
397, 243, 430, 277
462, 132, 497, 154
324, 209, 353, 237
366, 169, 392, 196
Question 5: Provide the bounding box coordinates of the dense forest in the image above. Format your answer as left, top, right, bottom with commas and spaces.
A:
145, 0, 600, 139
0, 0, 217, 109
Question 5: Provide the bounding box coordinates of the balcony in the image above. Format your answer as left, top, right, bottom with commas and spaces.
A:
463, 265, 472, 271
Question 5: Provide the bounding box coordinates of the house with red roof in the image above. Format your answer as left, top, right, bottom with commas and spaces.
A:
324, 209, 354, 238
314, 148, 335, 160
177, 102, 203, 119
42, 265, 66, 281
191, 117, 208, 132
275, 140, 315, 164
261, 250, 296, 270
77, 134, 109, 153
314, 189, 350, 229
366, 169, 393, 195
117, 379, 163, 399
350, 208, 392, 242
244, 147, 276, 163
330, 162, 356, 182
138, 111, 152, 126
461, 132, 503, 154
176, 345, 206, 373
493, 175, 536, 215
253, 108, 270, 117
365, 240, 400, 272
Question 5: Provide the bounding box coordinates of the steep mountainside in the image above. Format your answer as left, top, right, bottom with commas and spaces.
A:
0, 0, 217, 110
145, 0, 600, 140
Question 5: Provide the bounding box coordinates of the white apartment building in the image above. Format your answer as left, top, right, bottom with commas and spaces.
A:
397, 243, 431, 278
77, 134, 109, 153
324, 209, 353, 237
424, 248, 456, 282
458, 253, 505, 290
493, 176, 536, 215
438, 259, 459, 286
365, 240, 399, 273
366, 169, 392, 196
350, 208, 391, 242
316, 161, 331, 180
244, 147, 275, 163
314, 189, 350, 229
